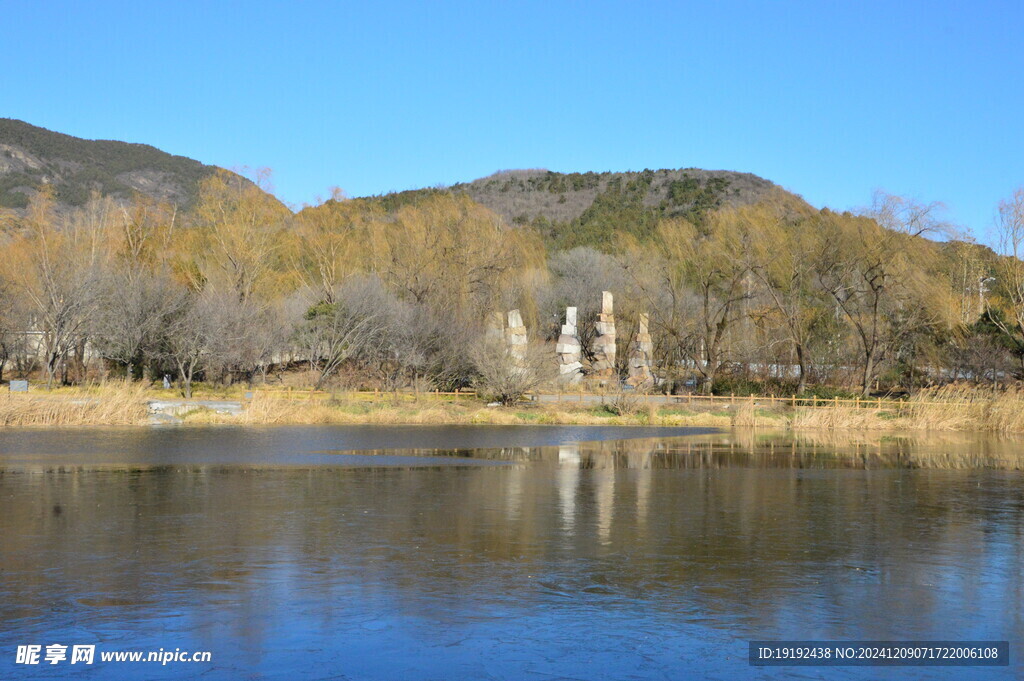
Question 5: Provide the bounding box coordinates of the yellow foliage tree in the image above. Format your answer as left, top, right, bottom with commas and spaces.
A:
365, 193, 544, 324
185, 169, 292, 300
291, 195, 382, 303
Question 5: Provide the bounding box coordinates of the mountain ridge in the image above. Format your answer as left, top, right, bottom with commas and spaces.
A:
355, 167, 805, 249
1, 118, 807, 249
0, 118, 244, 211
449, 167, 790, 223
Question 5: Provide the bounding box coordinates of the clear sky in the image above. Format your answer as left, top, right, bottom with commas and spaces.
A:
4, 0, 1022, 240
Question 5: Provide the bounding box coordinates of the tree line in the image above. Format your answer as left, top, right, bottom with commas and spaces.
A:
0, 170, 1022, 399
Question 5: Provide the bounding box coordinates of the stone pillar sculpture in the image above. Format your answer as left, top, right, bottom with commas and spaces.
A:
556, 306, 583, 384
506, 309, 528, 366
627, 312, 655, 389
590, 291, 617, 382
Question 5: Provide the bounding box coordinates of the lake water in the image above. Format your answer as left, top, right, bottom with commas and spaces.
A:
1, 425, 1022, 679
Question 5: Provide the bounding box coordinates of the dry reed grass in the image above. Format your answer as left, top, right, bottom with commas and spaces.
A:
906, 384, 1024, 433
729, 402, 783, 428
660, 411, 734, 428
185, 393, 741, 427
5, 381, 1023, 432
0, 382, 149, 426
789, 405, 890, 430
789, 384, 1024, 433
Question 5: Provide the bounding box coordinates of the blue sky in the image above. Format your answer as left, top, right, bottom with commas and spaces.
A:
4, 1, 1022, 240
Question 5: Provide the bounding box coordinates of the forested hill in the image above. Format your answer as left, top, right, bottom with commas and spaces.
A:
0, 118, 241, 211
367, 168, 806, 249
0, 116, 804, 251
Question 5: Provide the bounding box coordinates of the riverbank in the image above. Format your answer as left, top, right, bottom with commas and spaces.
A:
0, 386, 762, 428
3, 383, 1024, 432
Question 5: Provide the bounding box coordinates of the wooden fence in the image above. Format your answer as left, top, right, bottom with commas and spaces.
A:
249, 388, 479, 401
545, 392, 917, 410
250, 388, 929, 411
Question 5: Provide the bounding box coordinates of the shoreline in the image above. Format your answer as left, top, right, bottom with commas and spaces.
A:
3, 386, 1024, 433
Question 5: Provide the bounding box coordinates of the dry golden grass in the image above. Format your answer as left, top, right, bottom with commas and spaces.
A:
183, 393, 743, 427
905, 384, 1024, 433
4, 382, 1024, 433
788, 384, 1024, 433
0, 382, 149, 426
729, 402, 784, 428
659, 411, 734, 428
789, 404, 891, 430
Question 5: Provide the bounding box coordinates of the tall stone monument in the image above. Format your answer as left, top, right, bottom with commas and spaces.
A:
556, 306, 583, 384
590, 291, 617, 382
627, 312, 655, 388
506, 309, 528, 366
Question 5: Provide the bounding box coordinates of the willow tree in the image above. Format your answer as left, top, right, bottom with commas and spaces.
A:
6, 189, 107, 387
364, 193, 544, 323
187, 169, 293, 302
942, 237, 995, 326
622, 207, 756, 394
171, 171, 297, 384
990, 187, 1024, 371
816, 197, 953, 395
746, 198, 827, 393
90, 195, 183, 379
291, 193, 381, 303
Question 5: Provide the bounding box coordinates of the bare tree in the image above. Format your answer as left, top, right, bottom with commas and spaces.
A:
868, 190, 957, 239
624, 212, 754, 393
199, 292, 293, 386
817, 198, 950, 395
470, 332, 552, 405
536, 247, 629, 356
356, 299, 431, 391
91, 269, 186, 379
991, 187, 1024, 372
0, 278, 32, 382
10, 190, 106, 387
161, 291, 221, 398
294, 276, 392, 389
747, 202, 829, 393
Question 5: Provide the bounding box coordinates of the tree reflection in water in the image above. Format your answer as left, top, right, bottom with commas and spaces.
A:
0, 427, 1022, 679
